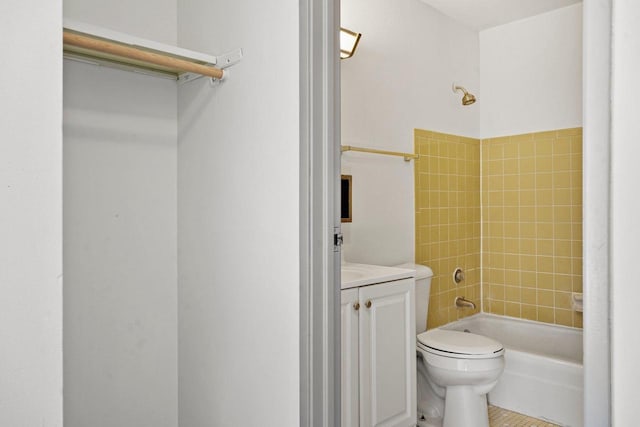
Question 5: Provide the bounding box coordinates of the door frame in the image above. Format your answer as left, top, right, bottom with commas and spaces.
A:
299, 0, 341, 425
583, 0, 612, 424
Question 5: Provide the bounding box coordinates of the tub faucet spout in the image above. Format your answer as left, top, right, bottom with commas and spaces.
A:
455, 296, 476, 309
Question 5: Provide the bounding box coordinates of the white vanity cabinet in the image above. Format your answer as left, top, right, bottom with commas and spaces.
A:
341, 278, 416, 427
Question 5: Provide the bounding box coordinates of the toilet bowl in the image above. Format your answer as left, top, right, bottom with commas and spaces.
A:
416, 329, 504, 427
393, 263, 505, 427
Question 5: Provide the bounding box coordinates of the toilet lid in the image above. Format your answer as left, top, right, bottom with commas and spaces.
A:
417, 329, 503, 356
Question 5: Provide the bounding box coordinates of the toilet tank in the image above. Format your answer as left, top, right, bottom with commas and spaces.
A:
395, 263, 434, 335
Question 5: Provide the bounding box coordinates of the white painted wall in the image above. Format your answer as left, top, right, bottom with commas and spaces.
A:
62, 2, 178, 426
64, 0, 176, 44
177, 1, 300, 426
610, 1, 640, 424
341, 0, 480, 265
479, 4, 583, 138
63, 61, 177, 427
0, 0, 62, 425
418, 0, 581, 31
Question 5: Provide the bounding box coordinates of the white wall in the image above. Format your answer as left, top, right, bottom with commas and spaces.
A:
63, 61, 177, 427
64, 0, 176, 44
479, 4, 583, 138
0, 0, 62, 425
62, 2, 178, 426
177, 1, 300, 425
610, 1, 640, 424
341, 0, 480, 265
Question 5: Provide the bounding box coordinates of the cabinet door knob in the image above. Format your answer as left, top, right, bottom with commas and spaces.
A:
365, 300, 372, 308
353, 302, 360, 311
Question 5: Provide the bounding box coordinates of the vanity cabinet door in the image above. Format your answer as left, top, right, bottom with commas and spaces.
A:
341, 288, 360, 427
358, 279, 416, 427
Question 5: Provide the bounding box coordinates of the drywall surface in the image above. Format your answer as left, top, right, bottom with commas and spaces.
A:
64, 0, 176, 44
0, 0, 62, 425
63, 61, 177, 427
341, 0, 480, 266
479, 4, 583, 138
177, 1, 300, 426
611, 1, 640, 424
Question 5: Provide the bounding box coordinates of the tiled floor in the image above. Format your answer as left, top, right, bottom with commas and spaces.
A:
489, 405, 561, 427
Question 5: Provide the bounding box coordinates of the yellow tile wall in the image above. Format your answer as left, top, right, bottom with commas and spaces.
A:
415, 129, 481, 329
482, 128, 583, 328
415, 127, 583, 330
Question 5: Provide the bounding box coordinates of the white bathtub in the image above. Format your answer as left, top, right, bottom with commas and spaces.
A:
441, 313, 583, 427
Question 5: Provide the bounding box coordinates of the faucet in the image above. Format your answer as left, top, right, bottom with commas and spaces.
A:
455, 296, 476, 310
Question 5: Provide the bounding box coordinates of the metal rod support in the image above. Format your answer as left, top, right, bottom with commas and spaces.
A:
341, 145, 418, 161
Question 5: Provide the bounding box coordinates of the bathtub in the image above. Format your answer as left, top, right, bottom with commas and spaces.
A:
441, 313, 583, 427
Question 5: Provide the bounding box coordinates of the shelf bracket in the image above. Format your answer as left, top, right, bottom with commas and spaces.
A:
178, 48, 244, 84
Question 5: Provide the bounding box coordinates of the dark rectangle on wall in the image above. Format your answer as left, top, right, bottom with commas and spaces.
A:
341, 175, 352, 223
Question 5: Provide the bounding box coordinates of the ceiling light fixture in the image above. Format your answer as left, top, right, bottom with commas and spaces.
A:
340, 27, 362, 59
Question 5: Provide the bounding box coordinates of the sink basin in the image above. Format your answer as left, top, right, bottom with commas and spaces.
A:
341, 262, 414, 289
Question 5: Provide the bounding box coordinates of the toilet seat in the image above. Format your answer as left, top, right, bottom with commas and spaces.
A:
417, 329, 504, 360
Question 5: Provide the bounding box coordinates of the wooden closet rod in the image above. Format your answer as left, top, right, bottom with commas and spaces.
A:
63, 31, 224, 80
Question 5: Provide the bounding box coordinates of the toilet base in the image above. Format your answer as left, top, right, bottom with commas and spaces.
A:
417, 415, 442, 427
442, 386, 489, 427
417, 387, 491, 427
416, 338, 504, 427
416, 352, 445, 424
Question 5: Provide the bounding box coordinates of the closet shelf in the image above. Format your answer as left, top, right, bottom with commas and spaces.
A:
63, 20, 243, 81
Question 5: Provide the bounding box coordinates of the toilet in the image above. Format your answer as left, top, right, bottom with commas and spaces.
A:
395, 263, 505, 427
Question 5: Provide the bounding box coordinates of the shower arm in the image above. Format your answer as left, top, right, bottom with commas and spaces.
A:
452, 84, 470, 95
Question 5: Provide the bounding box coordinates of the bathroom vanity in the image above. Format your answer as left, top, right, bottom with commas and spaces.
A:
341, 263, 416, 427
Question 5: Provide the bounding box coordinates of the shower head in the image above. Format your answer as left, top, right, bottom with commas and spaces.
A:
461, 91, 476, 105
452, 83, 476, 106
